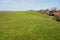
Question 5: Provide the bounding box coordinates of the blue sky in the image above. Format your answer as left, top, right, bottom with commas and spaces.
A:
0, 0, 60, 11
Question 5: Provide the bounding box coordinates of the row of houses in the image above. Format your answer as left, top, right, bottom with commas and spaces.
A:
38, 9, 60, 21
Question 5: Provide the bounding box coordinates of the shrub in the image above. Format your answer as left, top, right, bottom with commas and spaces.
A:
55, 15, 60, 21
53, 15, 60, 21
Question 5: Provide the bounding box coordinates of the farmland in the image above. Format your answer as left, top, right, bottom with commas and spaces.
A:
0, 11, 60, 40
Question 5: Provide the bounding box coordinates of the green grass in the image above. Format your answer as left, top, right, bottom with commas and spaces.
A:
0, 11, 60, 40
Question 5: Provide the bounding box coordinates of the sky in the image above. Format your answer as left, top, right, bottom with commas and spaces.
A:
0, 0, 60, 11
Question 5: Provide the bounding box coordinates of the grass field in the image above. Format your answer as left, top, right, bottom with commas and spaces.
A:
0, 11, 60, 40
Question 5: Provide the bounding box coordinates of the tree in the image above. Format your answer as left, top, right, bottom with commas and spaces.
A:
51, 7, 57, 11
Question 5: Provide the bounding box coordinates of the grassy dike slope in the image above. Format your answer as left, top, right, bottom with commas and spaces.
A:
0, 11, 60, 40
